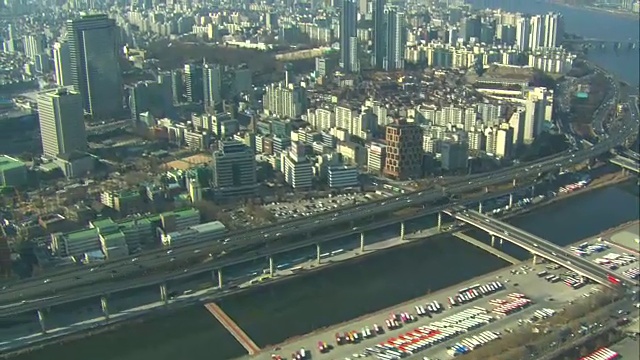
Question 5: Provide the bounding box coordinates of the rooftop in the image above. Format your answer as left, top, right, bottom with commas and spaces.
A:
191, 221, 226, 233
64, 228, 99, 243
0, 155, 25, 172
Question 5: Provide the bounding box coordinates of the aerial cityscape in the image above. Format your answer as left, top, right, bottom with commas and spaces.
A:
0, 0, 637, 359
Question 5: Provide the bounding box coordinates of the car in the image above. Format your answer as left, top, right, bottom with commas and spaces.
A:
166, 249, 173, 255
131, 257, 138, 262
193, 249, 201, 254
43, 279, 50, 284
170, 257, 176, 262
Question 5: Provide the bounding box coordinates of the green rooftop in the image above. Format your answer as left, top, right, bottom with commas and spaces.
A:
164, 208, 199, 219
65, 228, 99, 243
101, 231, 126, 247
0, 155, 25, 172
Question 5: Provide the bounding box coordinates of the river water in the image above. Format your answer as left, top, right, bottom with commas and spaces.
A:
10, 2, 640, 360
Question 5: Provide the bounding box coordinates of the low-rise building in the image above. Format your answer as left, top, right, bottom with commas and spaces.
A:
161, 221, 227, 246
0, 155, 27, 187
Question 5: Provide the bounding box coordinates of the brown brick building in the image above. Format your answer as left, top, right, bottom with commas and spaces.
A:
383, 121, 423, 180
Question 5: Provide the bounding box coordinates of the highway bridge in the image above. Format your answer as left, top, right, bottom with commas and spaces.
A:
562, 37, 639, 49
445, 209, 635, 288
610, 155, 640, 173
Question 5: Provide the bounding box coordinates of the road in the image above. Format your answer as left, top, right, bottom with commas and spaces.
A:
459, 211, 636, 287
0, 186, 532, 316
0, 97, 635, 312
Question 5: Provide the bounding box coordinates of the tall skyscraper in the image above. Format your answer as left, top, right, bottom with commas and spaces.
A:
203, 63, 222, 111
515, 17, 530, 51
66, 14, 123, 120
529, 15, 544, 51
543, 12, 562, 48
184, 62, 204, 103
383, 6, 404, 71
372, 0, 385, 69
211, 140, 257, 198
340, 0, 359, 73
23, 34, 46, 60
383, 121, 423, 180
37, 88, 87, 158
53, 41, 72, 87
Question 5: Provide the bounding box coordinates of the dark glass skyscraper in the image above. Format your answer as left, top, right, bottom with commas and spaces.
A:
66, 14, 123, 120
372, 0, 386, 69
340, 0, 359, 73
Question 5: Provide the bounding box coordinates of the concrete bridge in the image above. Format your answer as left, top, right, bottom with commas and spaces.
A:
443, 209, 634, 288
610, 154, 640, 174
563, 37, 639, 50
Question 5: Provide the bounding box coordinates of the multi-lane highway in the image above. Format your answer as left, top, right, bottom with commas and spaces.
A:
456, 211, 635, 287
0, 186, 535, 316
0, 102, 635, 310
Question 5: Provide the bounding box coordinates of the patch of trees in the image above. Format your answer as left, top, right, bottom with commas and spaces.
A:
517, 132, 570, 162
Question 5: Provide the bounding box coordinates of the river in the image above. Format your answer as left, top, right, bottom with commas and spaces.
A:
9, 2, 640, 360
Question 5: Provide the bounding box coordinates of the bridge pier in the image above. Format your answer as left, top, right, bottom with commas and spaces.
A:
400, 221, 406, 240
491, 235, 496, 247
532, 254, 538, 265
531, 184, 536, 197
316, 243, 321, 264
512, 178, 517, 187
484, 186, 489, 193
500, 238, 503, 246
508, 193, 514, 208
101, 296, 109, 320
160, 283, 168, 305
360, 232, 365, 252
478, 202, 483, 214
37, 309, 46, 334
268, 256, 274, 277
217, 270, 223, 288
437, 212, 442, 232
211, 270, 217, 285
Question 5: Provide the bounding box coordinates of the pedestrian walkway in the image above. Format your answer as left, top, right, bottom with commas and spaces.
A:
453, 232, 519, 264
204, 303, 260, 355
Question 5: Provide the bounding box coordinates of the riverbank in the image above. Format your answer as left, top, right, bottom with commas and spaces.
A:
547, 0, 640, 21
237, 222, 639, 360
1, 172, 634, 358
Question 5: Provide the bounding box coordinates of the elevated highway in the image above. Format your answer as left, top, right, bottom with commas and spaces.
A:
610, 155, 639, 173
445, 209, 635, 288
0, 185, 532, 317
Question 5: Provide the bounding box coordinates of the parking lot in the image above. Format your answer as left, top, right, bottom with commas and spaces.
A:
264, 193, 373, 221
244, 256, 603, 360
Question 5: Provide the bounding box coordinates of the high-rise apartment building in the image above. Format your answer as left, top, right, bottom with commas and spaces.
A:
529, 15, 544, 51
282, 142, 313, 189
66, 14, 123, 120
203, 63, 222, 111
37, 88, 87, 158
372, 0, 386, 69
263, 83, 306, 119
383, 6, 405, 71
340, 0, 359, 73
515, 17, 530, 51
53, 41, 72, 87
523, 89, 547, 143
383, 122, 423, 180
211, 140, 257, 198
23, 34, 46, 60
543, 12, 563, 48
441, 141, 468, 171
184, 62, 204, 103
